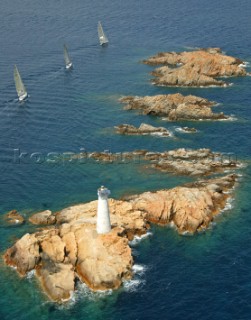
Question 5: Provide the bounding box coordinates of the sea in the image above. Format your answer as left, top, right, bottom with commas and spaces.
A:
1, 0, 251, 319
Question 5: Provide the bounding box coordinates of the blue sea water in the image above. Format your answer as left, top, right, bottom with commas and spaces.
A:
1, 0, 251, 319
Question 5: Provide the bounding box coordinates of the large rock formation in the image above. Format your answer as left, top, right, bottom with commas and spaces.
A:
120, 93, 227, 121
143, 48, 248, 87
128, 174, 237, 234
74, 225, 132, 291
4, 199, 148, 302
114, 123, 171, 136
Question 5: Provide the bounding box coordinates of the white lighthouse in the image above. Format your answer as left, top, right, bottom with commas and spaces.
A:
96, 186, 111, 234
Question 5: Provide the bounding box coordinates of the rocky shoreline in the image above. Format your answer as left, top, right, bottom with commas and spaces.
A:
143, 48, 248, 87
3, 173, 238, 302
120, 93, 228, 121
128, 174, 237, 233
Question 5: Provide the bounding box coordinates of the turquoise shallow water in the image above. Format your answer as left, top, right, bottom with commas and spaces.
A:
1, 0, 251, 319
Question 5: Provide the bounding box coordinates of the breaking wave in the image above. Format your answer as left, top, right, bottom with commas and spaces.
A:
123, 279, 145, 292
129, 231, 153, 246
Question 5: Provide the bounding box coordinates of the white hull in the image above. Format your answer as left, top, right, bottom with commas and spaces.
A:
66, 62, 73, 69
18, 92, 28, 102
100, 41, 108, 46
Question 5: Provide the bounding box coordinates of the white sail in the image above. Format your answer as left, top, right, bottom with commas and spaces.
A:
14, 65, 27, 101
63, 44, 73, 69
98, 21, 108, 46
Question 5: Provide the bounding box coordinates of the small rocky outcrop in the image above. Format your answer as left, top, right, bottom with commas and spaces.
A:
29, 210, 56, 225
143, 48, 248, 87
120, 93, 227, 121
114, 123, 171, 136
3, 209, 24, 225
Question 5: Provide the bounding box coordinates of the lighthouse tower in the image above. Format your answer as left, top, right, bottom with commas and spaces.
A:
96, 186, 111, 234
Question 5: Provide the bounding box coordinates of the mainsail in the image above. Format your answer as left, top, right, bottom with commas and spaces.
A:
98, 21, 108, 46
63, 44, 72, 69
14, 65, 27, 101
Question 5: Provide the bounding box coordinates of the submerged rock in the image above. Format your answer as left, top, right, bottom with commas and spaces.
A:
120, 93, 227, 121
143, 48, 248, 87
3, 209, 24, 225
114, 123, 171, 136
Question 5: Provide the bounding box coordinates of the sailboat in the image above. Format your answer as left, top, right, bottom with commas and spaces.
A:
63, 44, 73, 69
14, 65, 28, 102
98, 21, 108, 46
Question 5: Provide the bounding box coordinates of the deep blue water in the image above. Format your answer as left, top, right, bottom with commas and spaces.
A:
1, 0, 251, 319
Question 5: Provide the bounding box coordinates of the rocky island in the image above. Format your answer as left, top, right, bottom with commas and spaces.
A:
120, 93, 228, 121
143, 48, 248, 87
3, 173, 238, 302
150, 148, 240, 176
4, 197, 148, 302
76, 148, 240, 177
114, 123, 171, 136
